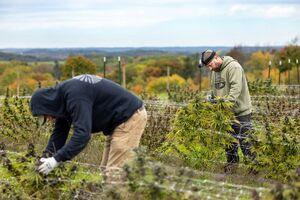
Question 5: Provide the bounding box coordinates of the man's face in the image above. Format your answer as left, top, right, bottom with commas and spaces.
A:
206, 56, 221, 71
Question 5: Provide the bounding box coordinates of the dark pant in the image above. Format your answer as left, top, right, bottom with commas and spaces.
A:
225, 114, 254, 164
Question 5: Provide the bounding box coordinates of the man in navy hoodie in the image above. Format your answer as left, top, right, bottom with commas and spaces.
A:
30, 74, 147, 180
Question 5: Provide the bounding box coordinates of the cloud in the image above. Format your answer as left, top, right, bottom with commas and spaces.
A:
1, 3, 298, 32
0, 9, 173, 30
0, 4, 219, 31
0, 0, 299, 47
229, 4, 300, 18
1, 1, 299, 32
263, 5, 297, 18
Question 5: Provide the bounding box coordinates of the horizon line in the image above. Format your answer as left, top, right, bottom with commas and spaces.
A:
0, 45, 285, 50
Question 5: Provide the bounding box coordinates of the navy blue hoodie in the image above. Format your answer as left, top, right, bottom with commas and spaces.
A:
30, 74, 143, 162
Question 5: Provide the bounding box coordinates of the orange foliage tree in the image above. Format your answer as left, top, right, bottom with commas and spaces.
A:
146, 74, 186, 94
244, 51, 273, 78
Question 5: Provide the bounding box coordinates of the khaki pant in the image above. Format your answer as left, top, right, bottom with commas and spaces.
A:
100, 107, 147, 181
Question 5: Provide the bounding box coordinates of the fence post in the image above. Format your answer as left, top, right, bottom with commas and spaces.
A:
288, 58, 291, 85
122, 62, 126, 88
6, 88, 10, 98
268, 60, 271, 79
103, 57, 106, 78
296, 59, 299, 85
167, 66, 170, 92
278, 60, 282, 85
22, 88, 26, 96
118, 56, 121, 84
198, 59, 202, 91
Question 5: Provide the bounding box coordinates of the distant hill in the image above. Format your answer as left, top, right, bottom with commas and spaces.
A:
0, 46, 282, 61
0, 51, 39, 62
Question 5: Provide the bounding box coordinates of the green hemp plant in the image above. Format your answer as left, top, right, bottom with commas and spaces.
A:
159, 96, 237, 170
0, 143, 102, 199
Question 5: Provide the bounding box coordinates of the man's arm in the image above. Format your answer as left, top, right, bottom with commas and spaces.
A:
43, 118, 71, 157
53, 99, 92, 162
227, 64, 243, 102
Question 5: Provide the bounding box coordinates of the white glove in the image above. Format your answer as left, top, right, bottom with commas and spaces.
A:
38, 157, 59, 175
206, 94, 211, 100
206, 94, 213, 101
206, 94, 217, 103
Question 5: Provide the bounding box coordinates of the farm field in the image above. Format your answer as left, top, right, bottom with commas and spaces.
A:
0, 84, 299, 200
1, 0, 300, 198
0, 0, 299, 196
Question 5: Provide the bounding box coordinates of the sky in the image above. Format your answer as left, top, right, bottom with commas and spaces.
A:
0, 0, 299, 48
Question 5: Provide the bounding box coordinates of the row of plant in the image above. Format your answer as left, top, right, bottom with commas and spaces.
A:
2, 95, 299, 160
252, 96, 300, 124
1, 95, 299, 179
1, 141, 298, 199
0, 139, 271, 200
0, 143, 102, 199
0, 94, 299, 199
248, 79, 278, 95
164, 79, 299, 103
158, 96, 300, 179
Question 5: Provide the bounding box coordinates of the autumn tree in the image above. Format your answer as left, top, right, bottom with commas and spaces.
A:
244, 51, 273, 77
62, 55, 97, 79
273, 45, 300, 84
274, 45, 300, 72
53, 60, 62, 80
146, 74, 186, 94
181, 54, 199, 79
226, 46, 248, 66
144, 66, 162, 77
0, 62, 56, 95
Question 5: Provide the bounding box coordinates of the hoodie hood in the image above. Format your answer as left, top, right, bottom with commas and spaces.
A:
30, 87, 65, 118
220, 56, 237, 71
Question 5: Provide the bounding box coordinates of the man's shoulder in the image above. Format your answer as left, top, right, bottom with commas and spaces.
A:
224, 58, 242, 70
221, 56, 239, 70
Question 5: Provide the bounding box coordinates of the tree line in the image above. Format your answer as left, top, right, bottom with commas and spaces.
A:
0, 44, 299, 96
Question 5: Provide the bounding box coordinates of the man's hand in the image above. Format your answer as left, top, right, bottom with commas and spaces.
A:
38, 157, 58, 175
206, 94, 217, 103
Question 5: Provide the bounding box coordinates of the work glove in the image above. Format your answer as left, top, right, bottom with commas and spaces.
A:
206, 94, 217, 103
38, 157, 59, 175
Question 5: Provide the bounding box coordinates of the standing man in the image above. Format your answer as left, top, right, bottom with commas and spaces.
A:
200, 50, 254, 173
30, 74, 147, 180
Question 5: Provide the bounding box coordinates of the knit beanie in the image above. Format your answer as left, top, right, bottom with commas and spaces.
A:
200, 49, 216, 67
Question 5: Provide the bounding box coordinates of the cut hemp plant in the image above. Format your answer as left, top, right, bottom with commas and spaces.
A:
159, 96, 237, 170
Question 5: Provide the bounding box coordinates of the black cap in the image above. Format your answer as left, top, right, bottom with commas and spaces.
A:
199, 50, 216, 68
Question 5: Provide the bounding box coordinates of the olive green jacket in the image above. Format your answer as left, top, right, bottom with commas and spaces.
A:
211, 56, 252, 117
